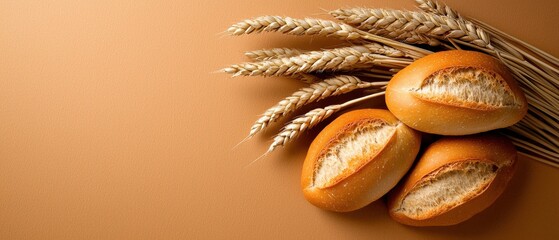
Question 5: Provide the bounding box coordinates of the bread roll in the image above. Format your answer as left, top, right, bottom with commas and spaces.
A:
385, 50, 527, 135
387, 133, 517, 226
301, 109, 421, 212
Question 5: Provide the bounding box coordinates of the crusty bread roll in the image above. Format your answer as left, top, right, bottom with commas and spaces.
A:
387, 133, 517, 226
301, 109, 421, 212
385, 50, 527, 135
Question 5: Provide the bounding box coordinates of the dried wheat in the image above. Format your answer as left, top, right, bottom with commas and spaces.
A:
267, 91, 385, 153
330, 8, 441, 46
228, 16, 362, 40
417, 0, 558, 67
330, 8, 491, 48
248, 75, 387, 138
415, 0, 558, 71
227, 16, 433, 58
415, 0, 462, 20
223, 44, 413, 77
245, 48, 304, 61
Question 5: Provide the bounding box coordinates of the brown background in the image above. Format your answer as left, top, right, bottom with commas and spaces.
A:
1, 0, 558, 239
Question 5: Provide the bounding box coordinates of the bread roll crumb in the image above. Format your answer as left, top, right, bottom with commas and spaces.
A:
313, 120, 396, 188
395, 161, 498, 220
412, 67, 519, 109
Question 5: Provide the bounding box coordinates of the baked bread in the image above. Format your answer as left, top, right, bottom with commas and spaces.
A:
301, 109, 421, 212
385, 50, 527, 135
387, 133, 517, 226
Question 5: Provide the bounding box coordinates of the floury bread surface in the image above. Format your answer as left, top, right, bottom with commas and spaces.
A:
301, 109, 421, 212
385, 50, 527, 135
387, 133, 517, 226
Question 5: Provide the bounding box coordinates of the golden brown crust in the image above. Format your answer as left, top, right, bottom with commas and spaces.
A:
301, 109, 421, 212
387, 133, 517, 226
385, 50, 528, 135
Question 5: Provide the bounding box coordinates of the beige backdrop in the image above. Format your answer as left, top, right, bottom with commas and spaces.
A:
1, 0, 558, 239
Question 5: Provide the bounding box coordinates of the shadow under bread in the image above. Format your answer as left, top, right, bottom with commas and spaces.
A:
319, 200, 389, 228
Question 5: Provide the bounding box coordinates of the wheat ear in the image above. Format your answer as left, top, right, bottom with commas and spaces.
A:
227, 16, 433, 58
415, 0, 558, 71
329, 8, 441, 46
415, 0, 463, 20
266, 91, 386, 153
227, 16, 362, 40
244, 47, 320, 83
248, 75, 387, 138
416, 0, 558, 70
330, 8, 492, 48
245, 48, 304, 61
245, 44, 405, 60
223, 44, 413, 77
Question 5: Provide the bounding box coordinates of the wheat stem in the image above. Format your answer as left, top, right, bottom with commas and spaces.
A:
520, 118, 559, 147
512, 124, 557, 152
528, 107, 559, 130
416, 0, 558, 71
503, 132, 559, 160
451, 38, 559, 89
506, 61, 559, 107
470, 18, 559, 65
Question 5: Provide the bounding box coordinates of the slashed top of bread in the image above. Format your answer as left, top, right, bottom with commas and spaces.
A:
394, 160, 498, 220
312, 119, 396, 188
411, 67, 520, 110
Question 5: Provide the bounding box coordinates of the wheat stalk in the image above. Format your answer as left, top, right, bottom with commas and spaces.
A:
330, 8, 492, 48
228, 16, 363, 40
248, 75, 387, 138
227, 16, 361, 40
330, 8, 441, 46
521, 115, 559, 147
417, 0, 559, 75
502, 130, 559, 163
227, 16, 433, 58
470, 19, 559, 73
414, 0, 558, 74
223, 44, 413, 77
266, 91, 386, 153
416, 0, 558, 72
